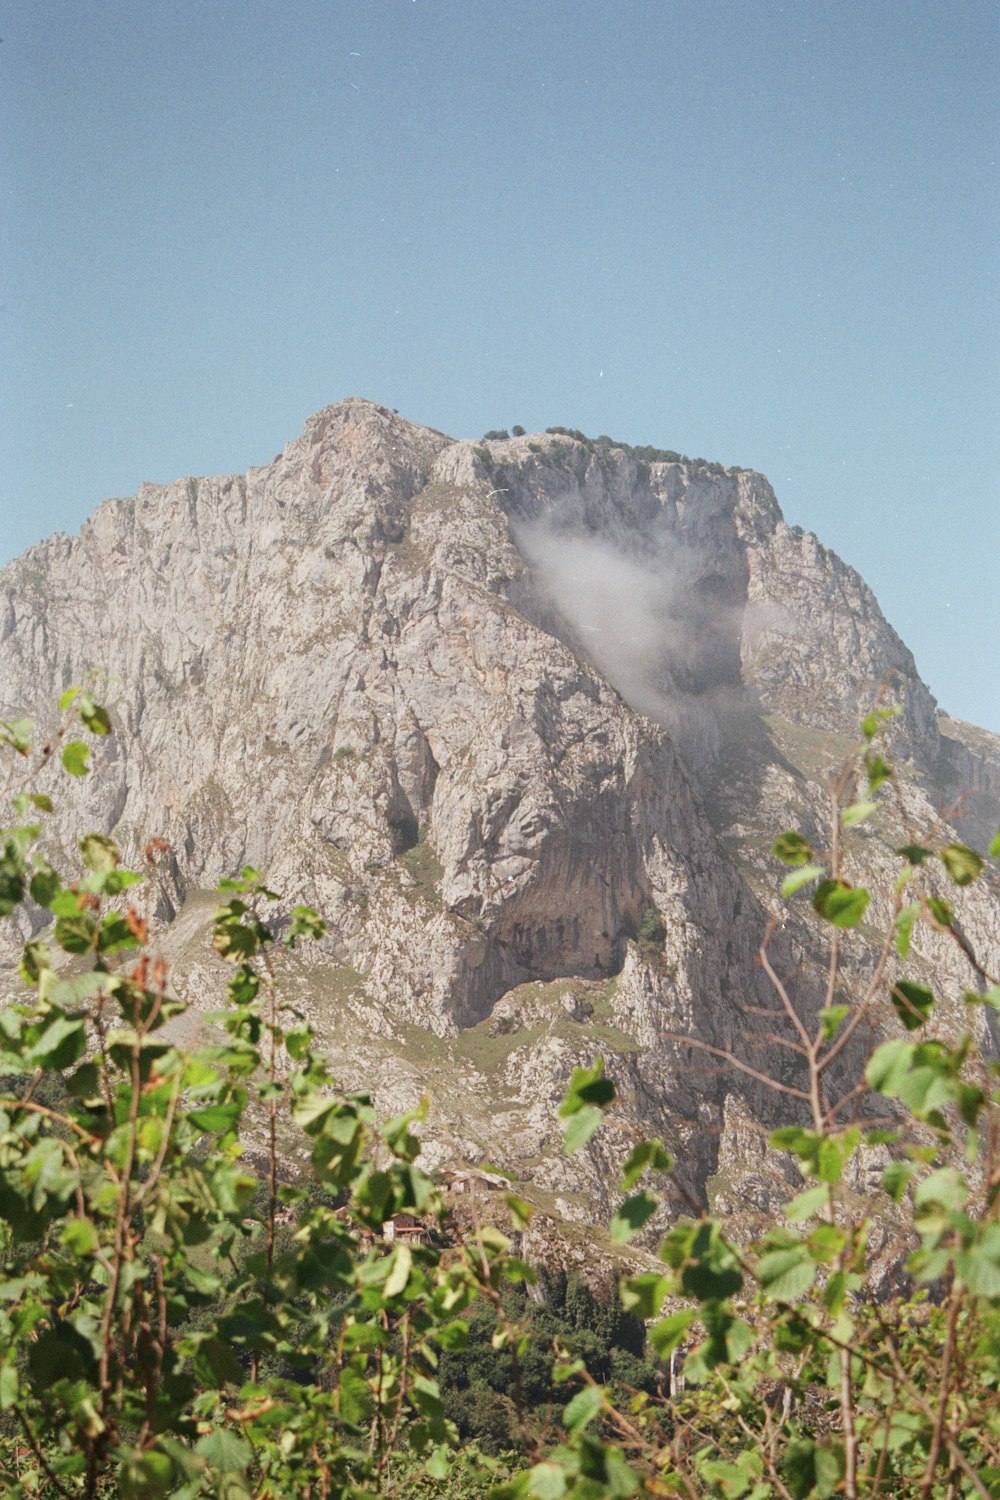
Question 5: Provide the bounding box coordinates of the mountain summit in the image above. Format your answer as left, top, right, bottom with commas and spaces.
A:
2, 400, 997, 1230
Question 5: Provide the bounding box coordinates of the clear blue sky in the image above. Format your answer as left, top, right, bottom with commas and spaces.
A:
2, 0, 997, 729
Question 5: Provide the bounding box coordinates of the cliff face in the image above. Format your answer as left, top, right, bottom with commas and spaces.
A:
2, 400, 997, 1222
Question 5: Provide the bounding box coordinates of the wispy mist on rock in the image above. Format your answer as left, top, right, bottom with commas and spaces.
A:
513, 515, 747, 768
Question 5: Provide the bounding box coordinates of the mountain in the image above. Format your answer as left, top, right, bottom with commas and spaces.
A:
2, 399, 997, 1252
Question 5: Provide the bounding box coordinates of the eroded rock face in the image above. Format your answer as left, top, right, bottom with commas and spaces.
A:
1, 400, 997, 1223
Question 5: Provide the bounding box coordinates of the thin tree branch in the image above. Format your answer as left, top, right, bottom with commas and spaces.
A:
659, 1033, 812, 1104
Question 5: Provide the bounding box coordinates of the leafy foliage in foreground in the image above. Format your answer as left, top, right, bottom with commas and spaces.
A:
0, 696, 526, 1496
0, 691, 998, 1497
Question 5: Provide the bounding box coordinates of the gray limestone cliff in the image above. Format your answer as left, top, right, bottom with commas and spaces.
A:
2, 399, 997, 1233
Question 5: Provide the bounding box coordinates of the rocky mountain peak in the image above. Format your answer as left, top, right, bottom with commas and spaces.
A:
1, 402, 997, 1222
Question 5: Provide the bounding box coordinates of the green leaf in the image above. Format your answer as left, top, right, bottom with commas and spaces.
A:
601, 1447, 641, 1497
65, 1061, 102, 1101
675, 1223, 743, 1301
506, 1193, 534, 1229
559, 1059, 615, 1116
287, 903, 326, 946
770, 1125, 814, 1154
772, 831, 813, 866
781, 863, 826, 898
818, 1005, 850, 1040
97, 911, 140, 954
895, 903, 920, 957
867, 1038, 956, 1119
563, 1105, 604, 1154
620, 1272, 670, 1320
47, 972, 110, 1006
187, 1334, 244, 1389
784, 1438, 843, 1499
0, 1364, 18, 1410
784, 1185, 829, 1222
0, 716, 32, 753
384, 1243, 413, 1298
957, 1223, 1000, 1298
866, 1039, 914, 1097
939, 843, 983, 886
914, 1167, 965, 1214
28, 1014, 87, 1069
27, 1321, 98, 1386
502, 1256, 538, 1285
54, 912, 98, 953
19, 938, 52, 985
648, 1308, 695, 1357
881, 1161, 916, 1203
757, 1245, 816, 1301
896, 844, 933, 865
212, 920, 260, 960
890, 979, 934, 1031
812, 879, 870, 928
841, 800, 877, 827
808, 1222, 846, 1263
770, 1127, 857, 1184
698, 1458, 754, 1497
61, 741, 91, 777
610, 1190, 658, 1244
50, 888, 83, 916
523, 1462, 568, 1500
292, 1094, 337, 1135
410, 1373, 447, 1436
29, 863, 60, 906
122, 1449, 174, 1498
562, 1383, 603, 1433
195, 1428, 252, 1474
425, 1447, 451, 1483
78, 692, 111, 735
434, 1319, 469, 1352
697, 1302, 754, 1369
80, 833, 118, 873
383, 1102, 425, 1162
188, 1101, 242, 1134
620, 1138, 672, 1191
0, 844, 26, 917
864, 752, 892, 791
284, 1024, 313, 1059
822, 1270, 851, 1315
61, 1217, 100, 1255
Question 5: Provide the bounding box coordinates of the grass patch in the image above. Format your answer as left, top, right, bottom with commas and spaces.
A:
411, 481, 467, 518
398, 838, 444, 903
457, 1022, 545, 1074
570, 1019, 640, 1056
764, 714, 856, 779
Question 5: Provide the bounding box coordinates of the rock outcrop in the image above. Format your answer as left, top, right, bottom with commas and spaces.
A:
2, 399, 997, 1226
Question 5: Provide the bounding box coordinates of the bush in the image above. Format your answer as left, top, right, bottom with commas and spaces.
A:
0, 692, 522, 1496
637, 905, 666, 947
